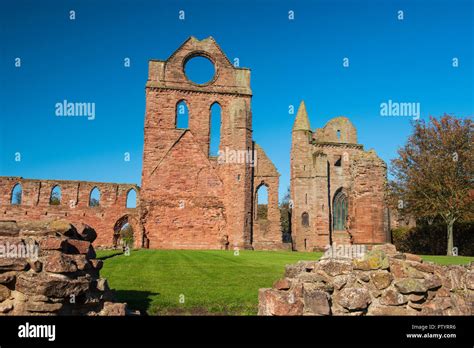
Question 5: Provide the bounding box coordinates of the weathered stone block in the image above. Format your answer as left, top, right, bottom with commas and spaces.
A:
0, 221, 20, 237
16, 273, 90, 298
39, 237, 67, 251
0, 258, 29, 271
67, 239, 96, 259
380, 288, 408, 306
258, 288, 303, 316
319, 259, 353, 276
303, 284, 330, 315
44, 252, 78, 273
0, 284, 11, 302
335, 287, 371, 311
26, 301, 63, 313
394, 278, 427, 294
370, 271, 393, 290
273, 278, 291, 290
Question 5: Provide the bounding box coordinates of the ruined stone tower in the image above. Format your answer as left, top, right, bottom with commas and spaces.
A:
140, 36, 282, 250
290, 101, 388, 251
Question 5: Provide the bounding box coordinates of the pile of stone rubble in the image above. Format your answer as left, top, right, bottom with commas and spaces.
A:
0, 219, 132, 315
258, 244, 473, 316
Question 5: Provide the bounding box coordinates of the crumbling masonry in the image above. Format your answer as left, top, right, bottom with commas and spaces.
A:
290, 101, 389, 251
1, 37, 388, 251
0, 37, 284, 251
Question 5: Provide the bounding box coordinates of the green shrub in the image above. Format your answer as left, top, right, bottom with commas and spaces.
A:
392, 222, 474, 256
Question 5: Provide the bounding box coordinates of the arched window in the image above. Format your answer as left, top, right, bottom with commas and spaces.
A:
209, 102, 221, 157
50, 185, 61, 205
126, 188, 137, 208
176, 100, 189, 129
333, 190, 348, 230
11, 183, 22, 205
89, 187, 101, 207
255, 184, 268, 220
113, 215, 134, 248
301, 212, 309, 227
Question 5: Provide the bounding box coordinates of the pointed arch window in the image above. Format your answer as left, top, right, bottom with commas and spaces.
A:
255, 184, 268, 220
210, 102, 221, 157
126, 188, 137, 208
11, 183, 22, 205
301, 212, 309, 227
50, 185, 61, 205
176, 100, 189, 129
89, 187, 101, 207
333, 190, 347, 230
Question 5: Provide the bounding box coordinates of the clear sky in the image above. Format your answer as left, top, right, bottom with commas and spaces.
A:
1, 0, 472, 200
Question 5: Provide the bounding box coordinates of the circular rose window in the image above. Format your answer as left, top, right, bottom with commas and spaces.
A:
184, 56, 215, 85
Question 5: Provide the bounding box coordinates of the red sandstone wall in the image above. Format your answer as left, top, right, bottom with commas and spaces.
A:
291, 112, 388, 251
348, 150, 388, 244
0, 177, 141, 248
140, 37, 254, 250
252, 143, 284, 250
1, 38, 286, 252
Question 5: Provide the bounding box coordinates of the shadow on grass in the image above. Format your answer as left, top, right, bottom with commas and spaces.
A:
114, 290, 160, 315
97, 250, 124, 261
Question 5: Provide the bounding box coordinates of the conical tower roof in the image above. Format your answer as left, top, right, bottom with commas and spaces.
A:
292, 101, 311, 131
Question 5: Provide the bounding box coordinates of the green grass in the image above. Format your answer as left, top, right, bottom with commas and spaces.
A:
96, 249, 473, 315
420, 255, 474, 265
97, 249, 321, 315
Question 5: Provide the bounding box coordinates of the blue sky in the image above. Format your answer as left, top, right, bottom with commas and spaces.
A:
1, 0, 472, 199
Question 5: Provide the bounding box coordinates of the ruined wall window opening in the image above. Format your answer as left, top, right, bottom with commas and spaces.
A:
336, 129, 341, 141
305, 193, 308, 204
50, 185, 61, 205
209, 102, 221, 157
126, 188, 137, 208
113, 215, 134, 248
11, 183, 22, 205
335, 155, 342, 167
333, 189, 348, 230
255, 184, 268, 220
184, 55, 216, 85
89, 187, 101, 207
301, 212, 309, 227
176, 100, 189, 129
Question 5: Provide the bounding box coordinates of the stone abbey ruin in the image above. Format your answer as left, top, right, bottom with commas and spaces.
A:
0, 37, 389, 251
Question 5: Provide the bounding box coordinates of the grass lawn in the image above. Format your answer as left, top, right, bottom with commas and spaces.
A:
420, 254, 474, 265
96, 249, 473, 315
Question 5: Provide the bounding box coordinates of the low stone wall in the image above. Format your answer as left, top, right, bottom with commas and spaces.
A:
258, 244, 473, 316
0, 219, 131, 315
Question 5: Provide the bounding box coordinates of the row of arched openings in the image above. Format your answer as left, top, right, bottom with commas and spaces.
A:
176, 101, 221, 157
7, 183, 137, 208
300, 189, 348, 230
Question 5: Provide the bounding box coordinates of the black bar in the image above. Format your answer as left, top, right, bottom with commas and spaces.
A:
0, 316, 472, 346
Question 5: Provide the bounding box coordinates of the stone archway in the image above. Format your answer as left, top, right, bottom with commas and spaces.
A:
113, 214, 141, 249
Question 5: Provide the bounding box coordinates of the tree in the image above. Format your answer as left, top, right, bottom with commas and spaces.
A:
89, 198, 99, 207
120, 224, 134, 248
50, 192, 60, 205
390, 115, 473, 255
280, 186, 292, 243
256, 204, 268, 220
